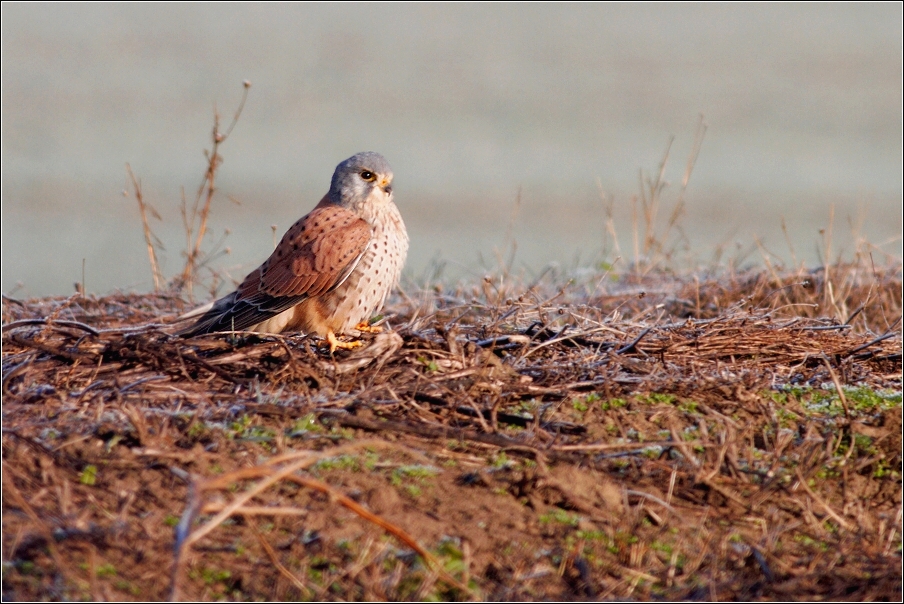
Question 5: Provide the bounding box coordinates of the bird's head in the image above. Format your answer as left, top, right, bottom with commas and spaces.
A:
328, 152, 394, 210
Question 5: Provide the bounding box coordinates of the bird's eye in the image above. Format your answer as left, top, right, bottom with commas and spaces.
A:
360, 170, 375, 181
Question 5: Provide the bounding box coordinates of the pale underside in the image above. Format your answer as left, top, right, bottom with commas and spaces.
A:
251, 200, 408, 336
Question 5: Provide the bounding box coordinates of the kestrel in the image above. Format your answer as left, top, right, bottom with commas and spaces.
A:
178, 152, 408, 350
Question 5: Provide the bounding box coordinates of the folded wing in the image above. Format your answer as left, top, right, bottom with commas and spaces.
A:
179, 205, 371, 336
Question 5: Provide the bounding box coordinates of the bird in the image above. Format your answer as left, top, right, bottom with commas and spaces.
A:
178, 152, 408, 351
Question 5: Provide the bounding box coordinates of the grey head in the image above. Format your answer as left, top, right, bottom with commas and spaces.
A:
327, 152, 394, 209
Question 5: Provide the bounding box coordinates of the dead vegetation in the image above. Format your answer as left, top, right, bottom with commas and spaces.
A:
3, 89, 901, 600
2, 258, 901, 601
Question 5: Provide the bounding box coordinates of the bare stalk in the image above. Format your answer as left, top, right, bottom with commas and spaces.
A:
179, 80, 251, 296
126, 163, 164, 291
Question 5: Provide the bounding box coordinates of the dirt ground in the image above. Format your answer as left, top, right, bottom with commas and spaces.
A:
2, 263, 902, 601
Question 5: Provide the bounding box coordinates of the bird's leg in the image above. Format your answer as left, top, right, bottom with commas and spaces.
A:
326, 330, 363, 353
354, 321, 383, 334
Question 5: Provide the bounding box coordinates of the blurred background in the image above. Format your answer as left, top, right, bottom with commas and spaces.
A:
2, 4, 901, 298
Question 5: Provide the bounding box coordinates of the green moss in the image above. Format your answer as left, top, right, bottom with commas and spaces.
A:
852, 433, 875, 452
435, 537, 466, 574
773, 385, 901, 418
288, 413, 320, 436
363, 451, 380, 471
650, 540, 673, 554
18, 561, 36, 575
642, 446, 664, 459
190, 567, 232, 585
113, 580, 141, 596
575, 529, 607, 542
846, 387, 902, 411
678, 400, 700, 414
637, 392, 676, 405
793, 534, 829, 552
600, 397, 628, 411
79, 465, 97, 486
491, 452, 512, 468
775, 407, 800, 428
95, 564, 117, 578
539, 508, 581, 527
873, 459, 901, 479
573, 393, 601, 412
392, 465, 441, 481
226, 414, 252, 438
240, 426, 276, 442
391, 465, 440, 498
417, 356, 439, 372
314, 454, 360, 472
187, 422, 208, 439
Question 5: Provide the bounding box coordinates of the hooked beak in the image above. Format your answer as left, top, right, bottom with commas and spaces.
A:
380, 178, 392, 195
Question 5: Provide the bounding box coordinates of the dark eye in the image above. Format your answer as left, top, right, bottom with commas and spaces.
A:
360, 170, 375, 181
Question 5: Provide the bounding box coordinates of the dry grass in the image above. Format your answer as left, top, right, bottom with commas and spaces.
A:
2, 258, 901, 601
3, 92, 901, 600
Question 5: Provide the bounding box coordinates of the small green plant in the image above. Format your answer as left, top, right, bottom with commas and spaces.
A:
434, 537, 472, 582
114, 580, 141, 596
794, 534, 829, 552
187, 421, 208, 439
575, 529, 607, 542
642, 446, 664, 459
190, 566, 232, 585
845, 387, 902, 412
873, 459, 900, 479
79, 465, 97, 486
638, 393, 677, 405
288, 413, 320, 436
650, 540, 673, 554
391, 465, 440, 498
539, 508, 581, 527
227, 415, 252, 438
314, 454, 360, 472
96, 564, 117, 578
775, 385, 900, 418
491, 451, 512, 468
363, 451, 380, 470
678, 399, 699, 414
417, 356, 439, 372
600, 397, 628, 411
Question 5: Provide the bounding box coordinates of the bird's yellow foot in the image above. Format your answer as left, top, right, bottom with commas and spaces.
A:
326, 330, 363, 353
355, 321, 383, 334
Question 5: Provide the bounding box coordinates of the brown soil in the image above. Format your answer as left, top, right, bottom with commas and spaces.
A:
2, 263, 902, 601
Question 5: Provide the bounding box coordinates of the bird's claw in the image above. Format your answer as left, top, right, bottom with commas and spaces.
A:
327, 330, 364, 353
354, 321, 383, 334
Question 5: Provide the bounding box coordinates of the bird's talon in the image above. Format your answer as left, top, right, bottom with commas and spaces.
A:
355, 321, 383, 334
327, 330, 364, 353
